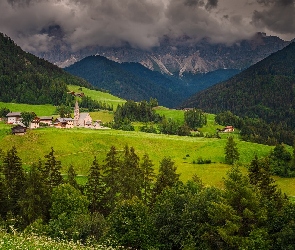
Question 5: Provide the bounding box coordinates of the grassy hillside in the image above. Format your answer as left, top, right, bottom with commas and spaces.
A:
0, 126, 284, 189
1, 101, 294, 196
68, 85, 125, 109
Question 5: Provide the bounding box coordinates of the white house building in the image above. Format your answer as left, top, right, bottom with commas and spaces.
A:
6, 112, 22, 124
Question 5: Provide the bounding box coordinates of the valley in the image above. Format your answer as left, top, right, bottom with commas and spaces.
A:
1, 97, 295, 196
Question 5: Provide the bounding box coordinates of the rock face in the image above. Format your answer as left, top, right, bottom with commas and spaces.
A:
37, 32, 289, 75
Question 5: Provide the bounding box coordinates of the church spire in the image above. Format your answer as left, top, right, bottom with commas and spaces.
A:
74, 99, 79, 126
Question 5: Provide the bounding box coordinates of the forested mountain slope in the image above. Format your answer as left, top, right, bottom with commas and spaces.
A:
0, 33, 92, 105
65, 55, 240, 108
65, 55, 186, 107
181, 41, 295, 128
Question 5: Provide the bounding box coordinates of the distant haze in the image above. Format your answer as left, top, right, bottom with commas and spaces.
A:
0, 0, 294, 54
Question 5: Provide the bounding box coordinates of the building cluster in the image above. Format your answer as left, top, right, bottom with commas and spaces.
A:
6, 101, 109, 135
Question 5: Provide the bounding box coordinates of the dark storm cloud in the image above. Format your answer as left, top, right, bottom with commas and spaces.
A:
1, 0, 289, 54
252, 0, 295, 35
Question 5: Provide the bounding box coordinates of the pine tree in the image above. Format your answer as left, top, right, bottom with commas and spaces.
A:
140, 153, 155, 205
153, 157, 180, 201
67, 164, 80, 190
102, 146, 120, 213
2, 146, 25, 215
42, 147, 63, 190
19, 163, 50, 225
120, 145, 142, 200
224, 136, 240, 165
85, 157, 105, 213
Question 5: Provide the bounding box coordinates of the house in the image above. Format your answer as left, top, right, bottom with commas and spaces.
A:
39, 116, 53, 126
11, 124, 27, 135
54, 118, 74, 129
221, 126, 235, 132
28, 117, 40, 129
6, 112, 22, 124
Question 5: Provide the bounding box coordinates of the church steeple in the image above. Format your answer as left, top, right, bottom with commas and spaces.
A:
74, 100, 79, 126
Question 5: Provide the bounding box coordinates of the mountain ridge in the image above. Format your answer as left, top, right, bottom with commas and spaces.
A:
37, 32, 290, 76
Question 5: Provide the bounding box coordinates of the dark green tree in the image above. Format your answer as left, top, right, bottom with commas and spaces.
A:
184, 108, 207, 130
269, 143, 292, 176
85, 157, 105, 213
210, 166, 269, 249
42, 147, 63, 190
2, 146, 25, 215
21, 111, 36, 127
120, 145, 142, 200
107, 197, 155, 249
153, 157, 180, 201
48, 184, 90, 241
102, 146, 120, 214
18, 162, 50, 225
55, 104, 72, 118
140, 153, 156, 205
0, 107, 10, 118
67, 164, 80, 190
224, 136, 240, 165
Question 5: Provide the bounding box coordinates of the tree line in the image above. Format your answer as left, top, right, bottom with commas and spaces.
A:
0, 144, 295, 249
111, 100, 208, 136
215, 110, 295, 146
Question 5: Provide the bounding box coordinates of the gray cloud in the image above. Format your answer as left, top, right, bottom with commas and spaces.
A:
252, 0, 295, 35
0, 0, 293, 54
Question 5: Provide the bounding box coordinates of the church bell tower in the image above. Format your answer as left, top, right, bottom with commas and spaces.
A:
74, 100, 79, 126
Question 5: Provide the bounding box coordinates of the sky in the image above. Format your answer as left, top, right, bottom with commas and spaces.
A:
0, 0, 294, 53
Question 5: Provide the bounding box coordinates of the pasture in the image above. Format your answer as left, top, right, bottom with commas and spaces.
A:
2, 126, 293, 195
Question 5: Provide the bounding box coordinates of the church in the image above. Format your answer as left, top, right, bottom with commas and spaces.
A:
74, 100, 92, 127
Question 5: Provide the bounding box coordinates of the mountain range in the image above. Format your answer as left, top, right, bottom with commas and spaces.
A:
37, 30, 289, 76
64, 55, 240, 108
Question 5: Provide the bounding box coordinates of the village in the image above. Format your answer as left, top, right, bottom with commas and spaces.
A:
6, 100, 110, 135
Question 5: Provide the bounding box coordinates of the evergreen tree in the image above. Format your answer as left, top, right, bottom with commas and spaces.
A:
224, 136, 240, 165
67, 164, 80, 190
153, 157, 180, 201
42, 147, 63, 190
85, 157, 105, 213
102, 146, 120, 214
184, 108, 207, 130
140, 153, 155, 205
120, 145, 142, 200
2, 146, 25, 215
19, 163, 50, 225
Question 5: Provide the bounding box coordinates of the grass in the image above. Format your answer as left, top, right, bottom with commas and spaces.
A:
68, 85, 126, 109
0, 102, 56, 116
0, 127, 280, 189
0, 100, 294, 196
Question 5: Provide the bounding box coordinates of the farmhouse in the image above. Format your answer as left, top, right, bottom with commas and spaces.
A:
54, 118, 74, 129
6, 112, 22, 124
11, 124, 27, 135
29, 117, 40, 129
221, 126, 235, 132
39, 116, 53, 126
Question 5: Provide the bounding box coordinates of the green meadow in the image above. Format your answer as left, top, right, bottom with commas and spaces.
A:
0, 102, 56, 116
2, 125, 294, 195
68, 84, 126, 109
1, 90, 295, 196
